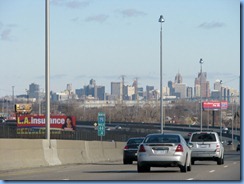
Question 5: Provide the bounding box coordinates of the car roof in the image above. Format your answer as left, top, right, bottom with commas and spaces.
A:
192, 131, 217, 134
146, 133, 183, 137
128, 137, 144, 140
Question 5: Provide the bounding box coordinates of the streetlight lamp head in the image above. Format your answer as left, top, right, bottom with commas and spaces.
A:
199, 58, 204, 64
158, 15, 165, 23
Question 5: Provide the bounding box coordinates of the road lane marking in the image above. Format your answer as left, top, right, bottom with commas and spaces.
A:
224, 165, 228, 168
187, 178, 194, 180
209, 170, 215, 173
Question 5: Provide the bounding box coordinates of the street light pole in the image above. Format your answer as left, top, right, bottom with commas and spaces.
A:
220, 80, 223, 142
45, 0, 51, 148
158, 15, 164, 133
231, 93, 234, 144
199, 58, 204, 132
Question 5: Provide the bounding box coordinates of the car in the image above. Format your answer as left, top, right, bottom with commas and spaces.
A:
188, 131, 224, 165
222, 127, 228, 134
137, 133, 192, 173
123, 137, 144, 164
236, 142, 240, 151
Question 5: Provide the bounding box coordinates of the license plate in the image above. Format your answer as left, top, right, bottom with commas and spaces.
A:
200, 145, 207, 148
155, 150, 167, 154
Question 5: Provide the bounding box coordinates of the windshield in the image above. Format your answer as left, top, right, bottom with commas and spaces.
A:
144, 135, 180, 143
191, 133, 216, 142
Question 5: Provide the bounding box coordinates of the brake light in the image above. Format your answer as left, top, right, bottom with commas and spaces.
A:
175, 144, 184, 152
139, 145, 146, 152
216, 144, 220, 152
124, 145, 129, 150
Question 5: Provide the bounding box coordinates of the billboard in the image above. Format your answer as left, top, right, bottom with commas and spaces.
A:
16, 115, 76, 130
202, 101, 228, 110
15, 104, 32, 114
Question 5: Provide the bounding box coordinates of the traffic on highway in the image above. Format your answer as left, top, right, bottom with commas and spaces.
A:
0, 150, 240, 180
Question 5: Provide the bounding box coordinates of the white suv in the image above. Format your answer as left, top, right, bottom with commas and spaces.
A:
188, 131, 224, 165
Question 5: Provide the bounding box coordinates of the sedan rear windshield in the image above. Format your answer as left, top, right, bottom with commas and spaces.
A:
191, 133, 216, 142
127, 139, 144, 144
145, 135, 180, 143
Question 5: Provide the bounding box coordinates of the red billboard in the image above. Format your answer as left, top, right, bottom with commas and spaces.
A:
16, 115, 76, 130
202, 101, 228, 110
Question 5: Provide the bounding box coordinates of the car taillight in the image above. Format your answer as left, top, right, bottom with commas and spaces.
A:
124, 145, 129, 150
175, 144, 184, 152
138, 145, 146, 152
216, 144, 220, 152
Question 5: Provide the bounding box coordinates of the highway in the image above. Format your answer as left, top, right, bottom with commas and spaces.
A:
0, 150, 240, 181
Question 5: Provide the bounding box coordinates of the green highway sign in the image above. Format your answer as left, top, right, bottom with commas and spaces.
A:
98, 112, 106, 136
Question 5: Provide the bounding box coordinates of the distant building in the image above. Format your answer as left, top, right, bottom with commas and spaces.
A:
194, 72, 210, 98
174, 83, 186, 98
29, 83, 39, 100
187, 87, 193, 99
175, 72, 183, 84
111, 82, 123, 101
124, 85, 135, 100
168, 81, 175, 96
146, 85, 154, 100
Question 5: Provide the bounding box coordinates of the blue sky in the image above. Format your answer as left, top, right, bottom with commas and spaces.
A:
0, 0, 240, 97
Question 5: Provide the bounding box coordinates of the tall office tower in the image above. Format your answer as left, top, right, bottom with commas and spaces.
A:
174, 83, 186, 98
194, 72, 210, 98
214, 79, 222, 91
175, 72, 183, 84
168, 81, 175, 96
111, 82, 123, 101
146, 85, 154, 100
29, 83, 40, 99
66, 83, 72, 94
187, 87, 193, 99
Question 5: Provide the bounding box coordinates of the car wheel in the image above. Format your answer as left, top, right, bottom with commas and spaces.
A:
123, 159, 132, 164
191, 158, 195, 165
180, 158, 187, 173
187, 159, 192, 171
137, 164, 150, 172
217, 157, 222, 165
221, 155, 224, 165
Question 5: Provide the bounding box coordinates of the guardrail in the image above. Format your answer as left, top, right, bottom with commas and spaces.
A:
0, 123, 240, 142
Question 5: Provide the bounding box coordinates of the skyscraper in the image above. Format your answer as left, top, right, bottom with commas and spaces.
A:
194, 72, 210, 98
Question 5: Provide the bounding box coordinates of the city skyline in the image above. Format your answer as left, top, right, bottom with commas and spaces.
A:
0, 70, 241, 98
6, 70, 240, 98
0, 0, 240, 97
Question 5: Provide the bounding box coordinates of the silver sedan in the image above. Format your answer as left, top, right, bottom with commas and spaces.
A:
137, 133, 192, 173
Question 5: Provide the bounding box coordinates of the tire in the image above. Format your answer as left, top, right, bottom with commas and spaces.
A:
180, 158, 187, 173
217, 157, 222, 165
187, 160, 192, 171
221, 155, 224, 165
137, 164, 150, 172
123, 159, 132, 164
191, 158, 195, 165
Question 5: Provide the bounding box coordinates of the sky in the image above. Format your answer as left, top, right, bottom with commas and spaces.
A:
0, 0, 241, 97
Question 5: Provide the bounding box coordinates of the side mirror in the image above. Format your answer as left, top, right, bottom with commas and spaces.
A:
188, 143, 193, 148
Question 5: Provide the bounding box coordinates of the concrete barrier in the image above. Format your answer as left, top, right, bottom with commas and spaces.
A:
0, 139, 238, 171
0, 139, 49, 170
0, 139, 125, 171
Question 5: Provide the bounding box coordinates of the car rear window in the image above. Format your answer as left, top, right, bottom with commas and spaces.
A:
145, 135, 180, 143
127, 138, 144, 144
191, 133, 216, 142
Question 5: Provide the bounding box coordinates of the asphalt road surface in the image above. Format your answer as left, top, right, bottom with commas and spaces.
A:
0, 151, 240, 181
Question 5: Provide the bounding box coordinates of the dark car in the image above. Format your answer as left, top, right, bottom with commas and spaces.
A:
236, 143, 240, 151
123, 137, 144, 164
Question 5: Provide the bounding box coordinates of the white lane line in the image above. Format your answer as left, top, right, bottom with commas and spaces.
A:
224, 165, 228, 168
233, 162, 237, 164
187, 178, 194, 180
209, 170, 215, 173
